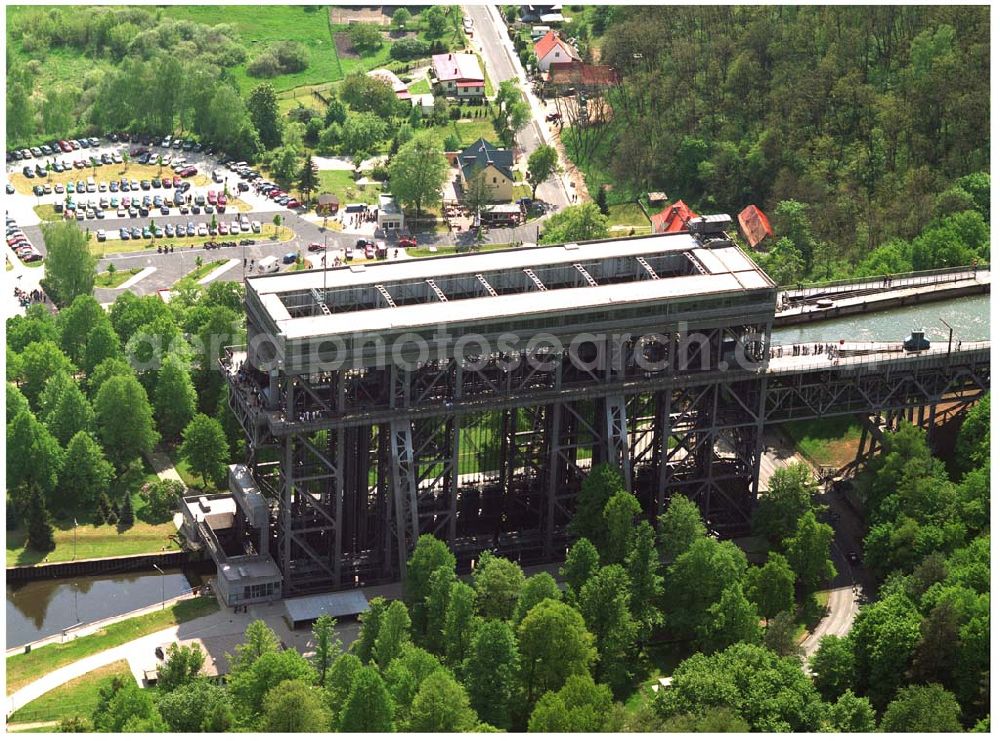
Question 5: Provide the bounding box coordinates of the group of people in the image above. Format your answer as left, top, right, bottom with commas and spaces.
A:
156, 246, 175, 253
346, 209, 377, 229
770, 342, 841, 359
13, 286, 47, 308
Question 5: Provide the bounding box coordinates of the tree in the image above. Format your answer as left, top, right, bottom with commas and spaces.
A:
424, 6, 447, 37
83, 323, 123, 377
311, 613, 341, 685
782, 511, 836, 593
298, 155, 319, 204
753, 462, 816, 544
229, 649, 317, 719
143, 479, 184, 523
528, 674, 613, 732
594, 185, 609, 215
828, 690, 876, 732
262, 679, 333, 732
349, 22, 383, 54
157, 681, 234, 733
340, 110, 389, 158
513, 572, 561, 625
461, 167, 494, 220
664, 537, 748, 637
526, 144, 560, 200
472, 552, 525, 621
18, 340, 75, 406
341, 72, 400, 118
247, 83, 283, 150
93, 676, 166, 732
392, 8, 411, 29
570, 463, 626, 551
954, 394, 989, 474
657, 494, 706, 562
25, 484, 55, 552
772, 200, 819, 273
625, 520, 665, 639
353, 596, 388, 664
849, 592, 922, 710
374, 600, 412, 670
339, 666, 395, 732
699, 582, 762, 653
179, 414, 228, 488
272, 213, 283, 238
152, 353, 196, 440
43, 381, 95, 447
404, 534, 457, 637
540, 203, 609, 244
58, 295, 108, 365
389, 132, 449, 220
657, 707, 751, 732
561, 537, 600, 596
762, 610, 801, 658
745, 552, 795, 622
158, 643, 205, 692
880, 684, 964, 732
383, 644, 444, 727
228, 619, 281, 675
655, 643, 827, 732
94, 374, 159, 470
578, 564, 638, 694
517, 599, 597, 707
601, 490, 641, 564
423, 566, 456, 654
39, 221, 96, 307
326, 652, 363, 720
409, 669, 478, 731
443, 581, 479, 668
463, 619, 520, 729
7, 410, 64, 503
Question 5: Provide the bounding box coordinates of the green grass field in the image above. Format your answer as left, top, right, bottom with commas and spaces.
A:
316, 169, 382, 205
95, 267, 142, 288
161, 6, 343, 93
8, 660, 131, 724
6, 597, 217, 694
6, 518, 179, 568
183, 258, 229, 284
782, 418, 862, 470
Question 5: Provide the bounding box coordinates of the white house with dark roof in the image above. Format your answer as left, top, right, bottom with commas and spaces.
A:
457, 138, 515, 202
431, 52, 486, 100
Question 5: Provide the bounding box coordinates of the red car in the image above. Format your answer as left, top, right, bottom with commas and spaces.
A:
398, 237, 417, 248
285, 199, 301, 209
307, 243, 324, 252
172, 175, 181, 187
58, 140, 72, 153
207, 190, 217, 204
180, 167, 197, 177
217, 194, 227, 206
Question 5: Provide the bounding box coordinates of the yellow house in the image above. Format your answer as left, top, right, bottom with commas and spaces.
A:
458, 138, 515, 202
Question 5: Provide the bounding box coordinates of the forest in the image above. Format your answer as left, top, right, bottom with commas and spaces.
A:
571, 5, 989, 282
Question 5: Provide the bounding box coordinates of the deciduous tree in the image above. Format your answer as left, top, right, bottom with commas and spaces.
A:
39, 221, 96, 307
408, 669, 478, 731
783, 511, 836, 593
517, 598, 596, 707
94, 374, 158, 470
528, 674, 613, 732
262, 679, 333, 732
339, 666, 395, 732
463, 619, 520, 729
389, 132, 449, 220
154, 354, 196, 441
657, 494, 706, 563
179, 414, 228, 488
527, 144, 560, 200
404, 534, 456, 637
880, 684, 963, 733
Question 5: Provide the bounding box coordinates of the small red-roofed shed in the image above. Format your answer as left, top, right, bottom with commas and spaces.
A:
651, 200, 698, 234
738, 205, 774, 250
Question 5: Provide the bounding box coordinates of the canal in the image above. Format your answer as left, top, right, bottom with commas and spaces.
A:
772, 294, 990, 345
6, 569, 204, 649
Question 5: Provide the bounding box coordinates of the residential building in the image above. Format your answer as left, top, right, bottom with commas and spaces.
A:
651, 200, 698, 234
431, 52, 486, 100
521, 4, 566, 24
457, 138, 515, 203
368, 68, 411, 102
534, 30, 581, 73
737, 204, 774, 250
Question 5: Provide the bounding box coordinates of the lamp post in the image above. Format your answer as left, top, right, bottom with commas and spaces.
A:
73, 518, 78, 561
153, 563, 165, 610
940, 318, 954, 362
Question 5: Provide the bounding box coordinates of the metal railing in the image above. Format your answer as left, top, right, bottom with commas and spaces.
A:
767, 341, 990, 376
779, 264, 988, 298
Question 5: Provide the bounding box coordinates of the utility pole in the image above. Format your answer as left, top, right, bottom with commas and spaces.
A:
153, 563, 165, 610
73, 518, 78, 561
940, 318, 954, 363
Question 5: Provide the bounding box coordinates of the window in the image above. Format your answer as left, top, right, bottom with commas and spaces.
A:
493, 177, 497, 183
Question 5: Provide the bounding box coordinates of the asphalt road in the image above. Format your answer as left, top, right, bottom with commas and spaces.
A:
465, 4, 571, 210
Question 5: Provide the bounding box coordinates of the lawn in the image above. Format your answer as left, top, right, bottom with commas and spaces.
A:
317, 170, 382, 205
8, 660, 132, 724
6, 519, 178, 568
183, 258, 230, 283
422, 119, 502, 150
94, 267, 142, 289
407, 77, 432, 95
782, 418, 862, 470
10, 164, 209, 195
607, 202, 651, 227
90, 225, 295, 258
172, 454, 225, 494
32, 205, 59, 222
161, 6, 343, 94
5, 597, 218, 694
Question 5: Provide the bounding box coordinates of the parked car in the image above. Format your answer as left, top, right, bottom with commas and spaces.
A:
96, 229, 107, 242
282, 252, 297, 264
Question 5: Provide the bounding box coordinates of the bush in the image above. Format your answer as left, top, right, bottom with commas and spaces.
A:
350, 23, 384, 55
449, 106, 462, 120
247, 41, 308, 78
389, 37, 431, 61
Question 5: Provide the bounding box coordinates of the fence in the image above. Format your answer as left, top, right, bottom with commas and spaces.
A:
780, 264, 988, 297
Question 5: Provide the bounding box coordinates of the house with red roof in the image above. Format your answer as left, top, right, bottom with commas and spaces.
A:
651, 200, 698, 234
737, 205, 774, 250
431, 52, 486, 100
533, 30, 581, 72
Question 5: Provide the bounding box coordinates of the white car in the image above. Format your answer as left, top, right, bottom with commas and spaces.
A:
250, 220, 261, 233
240, 220, 251, 232
96, 229, 106, 241
117, 207, 126, 217
197, 223, 208, 236
230, 220, 240, 233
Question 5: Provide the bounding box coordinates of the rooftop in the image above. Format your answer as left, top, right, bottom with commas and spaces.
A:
245, 233, 775, 344
284, 590, 370, 624
432, 52, 483, 83
534, 30, 580, 61
458, 138, 515, 182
